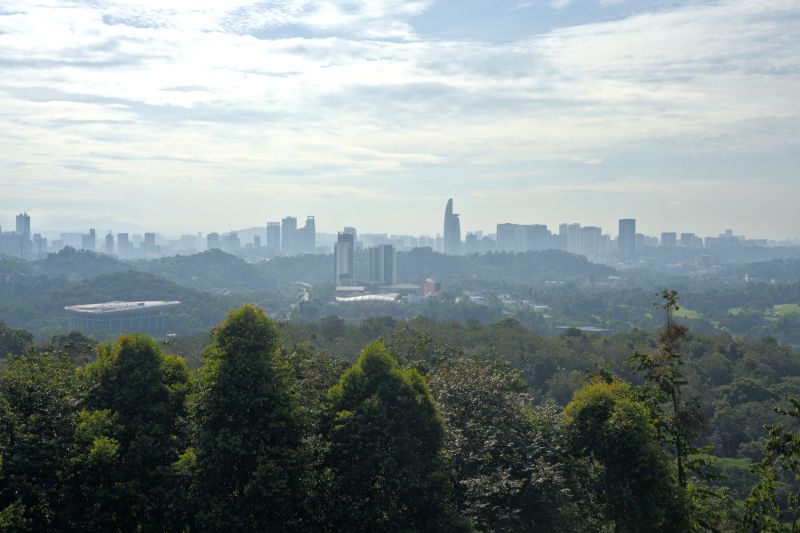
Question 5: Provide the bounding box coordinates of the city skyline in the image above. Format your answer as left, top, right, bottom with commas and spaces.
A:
1, 1, 798, 239
2, 207, 796, 245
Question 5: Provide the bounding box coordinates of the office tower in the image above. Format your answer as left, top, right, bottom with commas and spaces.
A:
334, 231, 355, 286
266, 222, 281, 253
15, 212, 30, 240
443, 199, 461, 255
370, 244, 396, 284
117, 233, 131, 258
81, 229, 96, 252
496, 223, 517, 252
281, 216, 297, 254
222, 232, 240, 253
618, 219, 636, 259
464, 232, 479, 255
567, 223, 581, 254
143, 232, 156, 252
661, 232, 677, 247
206, 232, 221, 250
32, 234, 46, 258
104, 233, 114, 255
524, 224, 550, 251
297, 216, 316, 253
579, 226, 601, 256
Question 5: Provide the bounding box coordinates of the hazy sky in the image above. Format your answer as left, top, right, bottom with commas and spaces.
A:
1, 0, 798, 239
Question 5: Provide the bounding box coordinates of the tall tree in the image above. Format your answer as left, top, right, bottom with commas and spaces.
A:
745, 396, 800, 532
628, 289, 705, 487
66, 334, 190, 532
565, 379, 690, 532
191, 304, 307, 532
320, 341, 470, 532
0, 352, 81, 532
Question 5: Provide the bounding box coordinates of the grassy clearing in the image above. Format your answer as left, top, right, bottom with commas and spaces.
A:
674, 307, 702, 319
773, 304, 800, 317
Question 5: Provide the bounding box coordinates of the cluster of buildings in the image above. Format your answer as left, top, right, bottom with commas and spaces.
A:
440, 200, 786, 263
0, 204, 792, 264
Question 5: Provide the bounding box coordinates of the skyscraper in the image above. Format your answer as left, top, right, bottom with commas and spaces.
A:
206, 232, 221, 250
266, 222, 281, 253
443, 199, 461, 255
281, 216, 297, 255
81, 228, 96, 252
661, 232, 677, 247
15, 212, 30, 240
334, 231, 355, 286
297, 216, 316, 253
618, 219, 636, 259
567, 223, 581, 255
104, 233, 114, 255
369, 244, 396, 284
117, 233, 131, 258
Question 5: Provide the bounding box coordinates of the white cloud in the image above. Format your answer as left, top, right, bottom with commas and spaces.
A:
0, 0, 798, 236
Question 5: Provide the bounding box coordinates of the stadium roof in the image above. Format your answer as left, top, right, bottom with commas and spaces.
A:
64, 301, 181, 315
336, 293, 399, 303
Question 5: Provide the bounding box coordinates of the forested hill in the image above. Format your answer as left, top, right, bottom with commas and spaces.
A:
258, 248, 617, 285
133, 249, 274, 292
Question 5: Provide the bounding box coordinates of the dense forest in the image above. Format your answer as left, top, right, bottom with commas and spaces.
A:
1, 248, 799, 346
2, 291, 800, 531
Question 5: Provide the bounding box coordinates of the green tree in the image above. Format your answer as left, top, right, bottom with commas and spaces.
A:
191, 304, 307, 532
429, 359, 583, 532
0, 352, 81, 532
0, 324, 33, 359
321, 341, 470, 531
65, 334, 190, 532
628, 290, 705, 487
745, 396, 800, 531
565, 379, 690, 532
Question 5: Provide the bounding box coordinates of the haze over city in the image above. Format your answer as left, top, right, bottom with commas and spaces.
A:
1, 0, 799, 238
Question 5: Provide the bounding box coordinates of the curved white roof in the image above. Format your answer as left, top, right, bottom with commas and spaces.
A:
64, 301, 181, 314
336, 293, 399, 303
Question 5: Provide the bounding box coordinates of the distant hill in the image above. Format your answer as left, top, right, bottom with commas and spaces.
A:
34, 246, 129, 279
135, 249, 275, 293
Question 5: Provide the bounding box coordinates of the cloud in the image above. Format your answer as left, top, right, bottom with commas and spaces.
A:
0, 0, 798, 236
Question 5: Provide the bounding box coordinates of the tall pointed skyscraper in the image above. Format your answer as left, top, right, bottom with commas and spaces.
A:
443, 199, 461, 255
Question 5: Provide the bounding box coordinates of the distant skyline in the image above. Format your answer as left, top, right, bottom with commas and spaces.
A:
1, 0, 799, 239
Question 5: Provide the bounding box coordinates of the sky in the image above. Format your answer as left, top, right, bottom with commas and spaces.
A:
0, 0, 798, 239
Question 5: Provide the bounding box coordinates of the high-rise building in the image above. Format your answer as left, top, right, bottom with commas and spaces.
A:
680, 232, 702, 248
81, 229, 96, 252
369, 244, 396, 284
334, 231, 355, 286
266, 222, 281, 253
496, 223, 518, 252
618, 219, 636, 259
103, 233, 114, 255
661, 232, 677, 247
142, 232, 157, 253
253, 235, 261, 248
221, 232, 240, 253
297, 216, 316, 254
206, 232, 221, 250
281, 216, 297, 255
567, 223, 581, 255
579, 226, 601, 257
443, 199, 461, 255
15, 212, 30, 240
117, 233, 131, 258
